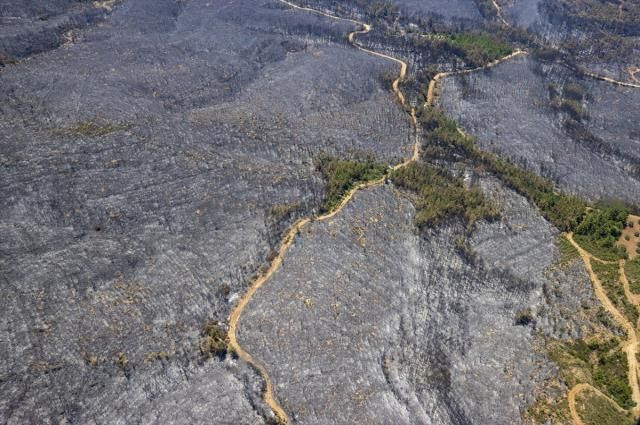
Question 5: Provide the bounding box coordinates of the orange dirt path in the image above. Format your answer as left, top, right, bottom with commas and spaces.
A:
227, 2, 420, 423
566, 232, 640, 423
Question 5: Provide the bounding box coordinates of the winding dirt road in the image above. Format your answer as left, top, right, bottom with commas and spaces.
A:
567, 383, 631, 425
565, 233, 640, 423
581, 68, 640, 88
227, 3, 420, 423
490, 0, 509, 26
426, 49, 527, 107
226, 2, 640, 422
487, 0, 640, 88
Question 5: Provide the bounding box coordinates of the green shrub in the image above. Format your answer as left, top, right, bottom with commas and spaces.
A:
556, 236, 580, 265
549, 336, 633, 410
576, 388, 636, 425
625, 259, 640, 294
268, 203, 300, 221
567, 337, 617, 364
200, 321, 230, 359
592, 348, 634, 410
574, 207, 629, 259
478, 152, 587, 231
592, 262, 638, 326
419, 106, 475, 158
563, 83, 585, 101
574, 234, 628, 261
595, 307, 625, 334
418, 107, 629, 250
576, 207, 629, 240
560, 99, 586, 120
390, 162, 498, 230
443, 33, 513, 66
419, 106, 586, 232
316, 156, 388, 213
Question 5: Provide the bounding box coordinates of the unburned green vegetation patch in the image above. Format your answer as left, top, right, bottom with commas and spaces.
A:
390, 162, 498, 230
316, 155, 387, 213
555, 235, 580, 265
548, 0, 640, 34
595, 307, 626, 335
592, 349, 635, 411
574, 234, 628, 261
199, 321, 232, 360
444, 33, 513, 63
481, 154, 587, 232
592, 261, 638, 327
547, 82, 589, 121
576, 388, 636, 425
419, 106, 475, 160
418, 106, 634, 267
414, 31, 514, 68
418, 106, 586, 232
574, 207, 629, 260
526, 396, 569, 425
548, 337, 634, 410
268, 203, 301, 222
625, 259, 640, 294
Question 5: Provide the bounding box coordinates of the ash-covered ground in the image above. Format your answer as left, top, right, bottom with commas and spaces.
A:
0, 0, 410, 423
437, 55, 640, 204
501, 0, 640, 83
238, 180, 597, 425
0, 0, 112, 62
1, 0, 637, 424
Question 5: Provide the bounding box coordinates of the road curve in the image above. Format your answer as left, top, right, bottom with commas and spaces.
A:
227, 218, 310, 424
226, 2, 420, 423
487, 0, 640, 88
567, 383, 632, 425
426, 49, 528, 107
566, 233, 640, 423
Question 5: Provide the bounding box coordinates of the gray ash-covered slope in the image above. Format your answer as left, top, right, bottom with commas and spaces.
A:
0, 0, 412, 422
390, 0, 482, 21
502, 0, 545, 29
238, 180, 597, 425
501, 0, 640, 83
0, 0, 115, 62
299, 0, 483, 24
438, 55, 640, 204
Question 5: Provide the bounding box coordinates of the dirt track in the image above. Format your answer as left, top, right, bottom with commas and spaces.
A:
426, 49, 528, 107
488, 0, 640, 88
566, 233, 640, 423
227, 2, 420, 423
228, 3, 640, 422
